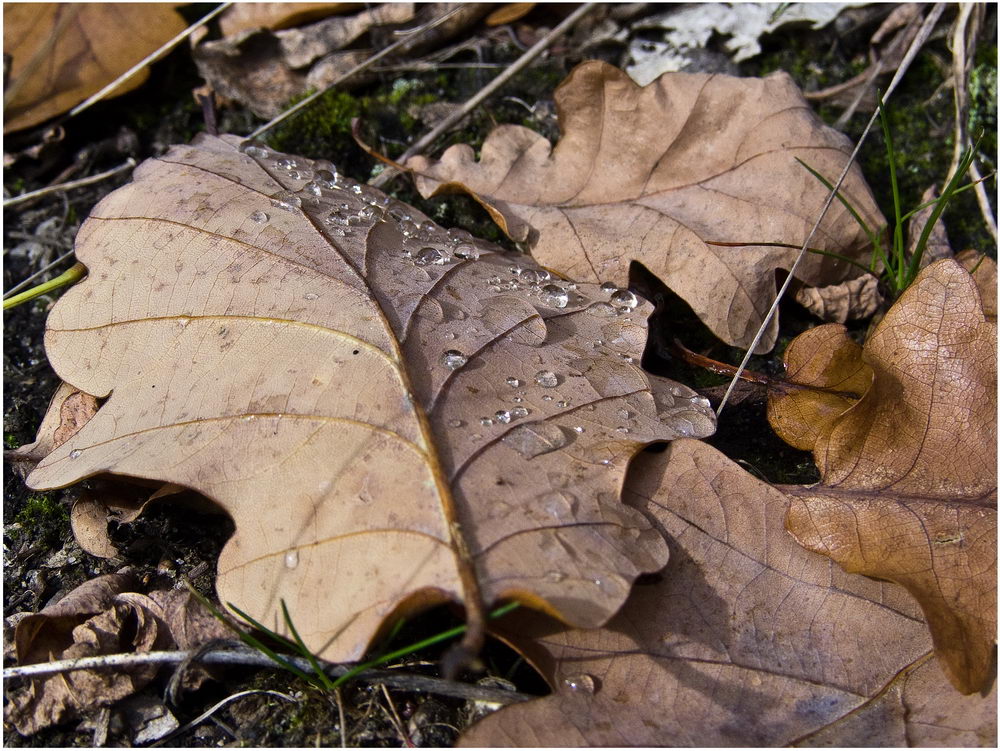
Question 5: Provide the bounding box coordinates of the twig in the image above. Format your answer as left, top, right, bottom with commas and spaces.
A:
334, 687, 348, 748
369, 3, 597, 189
68, 3, 232, 118
2, 646, 538, 705
3, 250, 78, 299
380, 683, 414, 747
946, 3, 997, 242
2, 158, 136, 209
717, 2, 947, 416
150, 690, 298, 747
248, 7, 466, 140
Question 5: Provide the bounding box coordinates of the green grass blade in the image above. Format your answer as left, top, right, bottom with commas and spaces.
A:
330, 601, 521, 690
876, 92, 905, 288
898, 174, 994, 224
3, 262, 87, 311
183, 583, 321, 687
795, 157, 879, 246
280, 600, 337, 691
905, 142, 981, 286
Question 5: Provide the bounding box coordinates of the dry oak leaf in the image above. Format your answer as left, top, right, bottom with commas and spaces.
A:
776, 259, 997, 694
792, 272, 882, 324
3, 3, 187, 133
957, 249, 997, 321
461, 440, 997, 747
407, 61, 884, 353
25, 135, 716, 663
6, 381, 99, 477
218, 2, 358, 37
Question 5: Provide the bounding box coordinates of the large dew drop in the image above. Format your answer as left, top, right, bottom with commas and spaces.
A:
534, 370, 559, 388
249, 210, 269, 224
563, 673, 597, 694
539, 283, 569, 308
440, 350, 467, 369
502, 422, 569, 459
414, 247, 447, 266
284, 550, 300, 569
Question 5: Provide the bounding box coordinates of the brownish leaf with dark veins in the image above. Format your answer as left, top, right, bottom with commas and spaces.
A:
772, 259, 997, 694
407, 61, 884, 352
461, 440, 996, 747
25, 135, 715, 664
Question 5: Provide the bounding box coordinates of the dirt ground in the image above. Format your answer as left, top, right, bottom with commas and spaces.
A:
3, 3, 996, 746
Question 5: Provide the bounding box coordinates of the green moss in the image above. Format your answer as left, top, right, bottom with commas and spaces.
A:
11, 493, 69, 546
265, 88, 363, 163
4, 432, 17, 449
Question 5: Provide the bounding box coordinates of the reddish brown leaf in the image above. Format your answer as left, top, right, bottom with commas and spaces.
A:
772, 259, 997, 694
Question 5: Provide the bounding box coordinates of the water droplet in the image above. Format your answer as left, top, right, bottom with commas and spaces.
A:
540, 490, 578, 519
453, 243, 480, 260
275, 158, 298, 170
506, 377, 521, 387
490, 500, 513, 519
587, 302, 617, 317
270, 191, 302, 212
448, 419, 464, 428
502, 422, 569, 459
557, 400, 570, 408
600, 281, 617, 294
399, 219, 418, 236
516, 268, 541, 285
534, 370, 559, 388
440, 350, 467, 369
494, 410, 512, 424
510, 406, 530, 419
240, 141, 270, 159
471, 433, 483, 441
541, 394, 554, 401
414, 247, 446, 266
511, 396, 524, 403
545, 570, 567, 583
303, 292, 319, 300
480, 417, 494, 426
419, 220, 435, 233
284, 550, 300, 569
618, 408, 633, 420
563, 673, 597, 694
572, 426, 585, 433
351, 184, 364, 196
616, 426, 630, 433
69, 449, 82, 459
302, 181, 324, 196
389, 206, 411, 222
315, 169, 338, 188
250, 210, 269, 223
539, 283, 569, 308
610, 289, 638, 309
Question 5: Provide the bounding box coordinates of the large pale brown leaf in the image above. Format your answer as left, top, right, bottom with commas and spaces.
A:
3, 4, 186, 133
407, 61, 885, 352
771, 259, 997, 694
25, 135, 715, 662
460, 441, 996, 746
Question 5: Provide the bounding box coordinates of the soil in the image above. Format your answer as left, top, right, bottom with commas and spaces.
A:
3, 3, 996, 747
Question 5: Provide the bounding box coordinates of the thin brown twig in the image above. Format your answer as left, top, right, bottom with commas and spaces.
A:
334, 687, 348, 748
717, 2, 947, 416
2, 158, 136, 209
946, 3, 997, 242
2, 646, 537, 705
150, 690, 298, 748
380, 683, 414, 748
369, 3, 597, 189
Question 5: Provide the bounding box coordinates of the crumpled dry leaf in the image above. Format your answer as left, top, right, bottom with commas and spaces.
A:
793, 272, 882, 324
460, 441, 996, 746
770, 259, 997, 694
3, 3, 187, 133
194, 4, 415, 118
408, 61, 884, 352
6, 382, 99, 477
4, 571, 223, 736
26, 135, 715, 663
625, 2, 866, 83
218, 2, 356, 37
